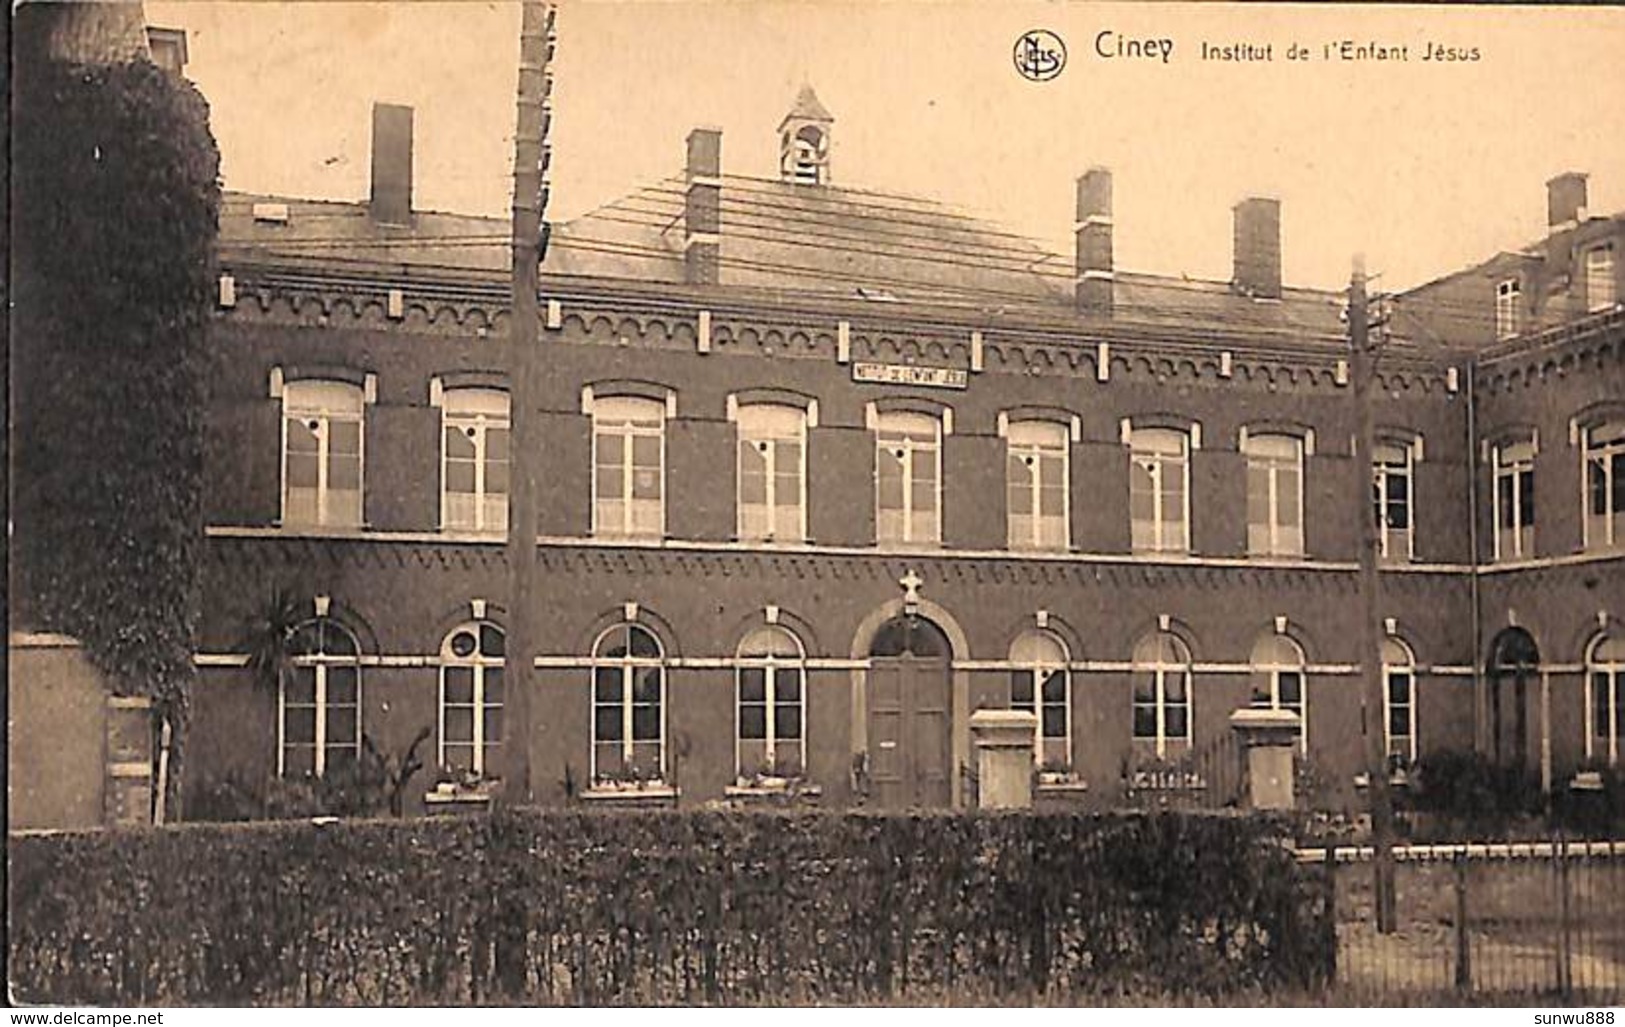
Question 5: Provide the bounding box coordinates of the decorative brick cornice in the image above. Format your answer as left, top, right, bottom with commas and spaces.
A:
214, 262, 1459, 396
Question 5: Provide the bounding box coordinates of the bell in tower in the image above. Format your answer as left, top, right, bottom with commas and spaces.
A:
778, 84, 833, 186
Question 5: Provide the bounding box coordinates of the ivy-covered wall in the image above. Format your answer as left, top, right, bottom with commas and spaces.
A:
8, 809, 1333, 1004
12, 43, 221, 808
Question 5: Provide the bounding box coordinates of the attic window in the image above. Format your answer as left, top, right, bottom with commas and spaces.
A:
1495, 278, 1521, 340
253, 202, 291, 225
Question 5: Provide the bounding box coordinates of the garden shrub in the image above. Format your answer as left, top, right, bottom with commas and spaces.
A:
1405, 749, 1544, 839
12, 36, 221, 814
8, 809, 1332, 1005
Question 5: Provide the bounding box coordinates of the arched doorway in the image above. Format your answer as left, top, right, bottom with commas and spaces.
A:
866, 614, 952, 808
1487, 628, 1539, 770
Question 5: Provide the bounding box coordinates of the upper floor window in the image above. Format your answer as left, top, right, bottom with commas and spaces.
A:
1006, 421, 1069, 551
1373, 441, 1415, 563
736, 626, 806, 780
442, 389, 509, 535
593, 397, 665, 539
737, 404, 806, 542
1132, 631, 1192, 757
1129, 427, 1190, 554
1249, 634, 1307, 752
875, 410, 941, 546
591, 622, 665, 783
1384, 637, 1416, 763
1492, 439, 1535, 561
281, 616, 361, 777
1588, 632, 1624, 766
282, 380, 363, 528
440, 621, 504, 775
1496, 278, 1521, 340
1010, 630, 1070, 768
1585, 420, 1625, 551
1587, 244, 1616, 313
1243, 433, 1304, 557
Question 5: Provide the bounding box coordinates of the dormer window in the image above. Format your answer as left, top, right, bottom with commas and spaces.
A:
1587, 243, 1616, 313
1496, 278, 1521, 340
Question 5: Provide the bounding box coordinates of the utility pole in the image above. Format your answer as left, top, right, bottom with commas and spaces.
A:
505, 0, 555, 803
1350, 254, 1397, 933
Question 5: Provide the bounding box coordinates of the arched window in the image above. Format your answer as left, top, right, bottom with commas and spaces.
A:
1492, 438, 1535, 561
1243, 433, 1304, 557
736, 404, 807, 542
440, 621, 504, 775
1584, 419, 1625, 551
592, 623, 665, 782
874, 410, 942, 545
1006, 421, 1070, 551
1487, 627, 1539, 768
281, 617, 361, 777
736, 626, 806, 779
1010, 630, 1070, 767
441, 388, 510, 535
1373, 440, 1416, 562
1249, 634, 1307, 751
593, 396, 665, 539
1128, 427, 1190, 554
282, 380, 364, 527
1383, 637, 1417, 762
1587, 632, 1625, 765
1132, 632, 1192, 757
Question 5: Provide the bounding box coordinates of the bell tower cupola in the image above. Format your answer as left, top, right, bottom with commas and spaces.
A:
778, 84, 833, 185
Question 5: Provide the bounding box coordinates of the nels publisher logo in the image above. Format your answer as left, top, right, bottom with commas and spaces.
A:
1013, 29, 1066, 81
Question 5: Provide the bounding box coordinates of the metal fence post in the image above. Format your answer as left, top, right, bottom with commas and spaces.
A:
1556, 833, 1573, 998
1454, 851, 1471, 992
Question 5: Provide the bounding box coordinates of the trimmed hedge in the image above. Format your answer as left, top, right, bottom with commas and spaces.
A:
8, 810, 1333, 1005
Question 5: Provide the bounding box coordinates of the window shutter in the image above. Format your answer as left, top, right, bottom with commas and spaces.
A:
1535, 439, 1581, 557
942, 434, 1005, 550
1303, 453, 1357, 562
206, 398, 282, 526
807, 425, 875, 547
536, 410, 592, 537
364, 403, 440, 531
666, 418, 736, 542
1190, 448, 1247, 557
1070, 441, 1131, 553
1413, 458, 1467, 564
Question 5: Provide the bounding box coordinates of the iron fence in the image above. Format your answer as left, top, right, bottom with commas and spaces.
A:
1297, 838, 1625, 1002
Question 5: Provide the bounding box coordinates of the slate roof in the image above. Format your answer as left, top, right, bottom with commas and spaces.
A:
217, 170, 1348, 341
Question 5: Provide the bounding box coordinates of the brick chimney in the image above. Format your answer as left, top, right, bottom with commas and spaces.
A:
1232, 196, 1282, 300
685, 127, 722, 285
1547, 172, 1588, 228
369, 103, 414, 226
1074, 168, 1113, 316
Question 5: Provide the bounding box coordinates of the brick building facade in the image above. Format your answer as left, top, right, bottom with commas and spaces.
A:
189, 94, 1624, 815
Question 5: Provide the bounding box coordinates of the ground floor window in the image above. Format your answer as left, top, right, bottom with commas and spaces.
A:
736, 626, 805, 779
1384, 638, 1416, 764
1250, 633, 1307, 752
1588, 633, 1624, 765
280, 617, 361, 777
592, 623, 665, 783
1010, 630, 1070, 768
1132, 632, 1192, 758
440, 621, 504, 775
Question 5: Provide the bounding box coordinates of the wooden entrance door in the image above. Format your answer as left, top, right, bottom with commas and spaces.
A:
867, 616, 953, 808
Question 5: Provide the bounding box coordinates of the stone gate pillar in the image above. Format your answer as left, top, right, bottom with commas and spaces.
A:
1228, 707, 1301, 811
970, 709, 1037, 810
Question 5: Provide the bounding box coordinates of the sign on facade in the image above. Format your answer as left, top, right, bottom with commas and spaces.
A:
851, 362, 968, 390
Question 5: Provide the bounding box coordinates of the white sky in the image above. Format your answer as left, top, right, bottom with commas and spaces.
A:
147, 1, 1625, 290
